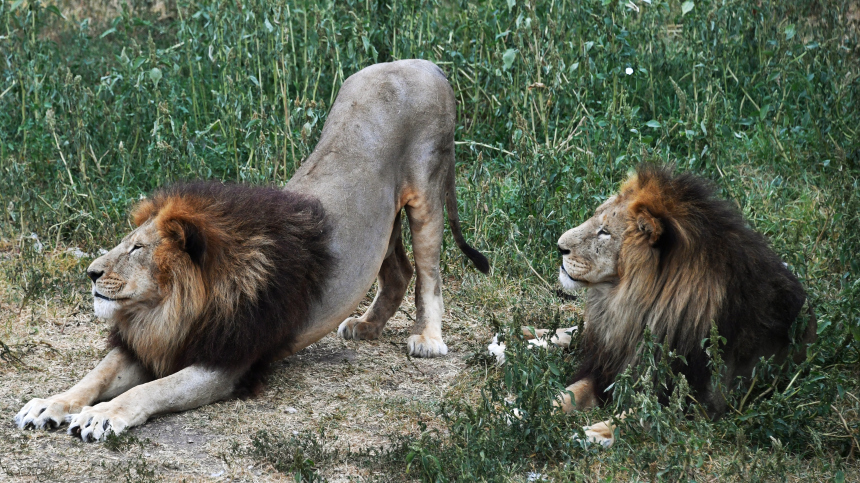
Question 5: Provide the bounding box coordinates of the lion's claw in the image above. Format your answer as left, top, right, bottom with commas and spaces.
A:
67, 404, 130, 442
14, 397, 73, 431
337, 317, 384, 340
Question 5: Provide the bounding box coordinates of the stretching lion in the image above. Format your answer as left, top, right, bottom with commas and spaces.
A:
529, 164, 815, 446
14, 59, 489, 441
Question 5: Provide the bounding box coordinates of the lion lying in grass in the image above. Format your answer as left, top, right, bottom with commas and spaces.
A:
507, 165, 816, 446
14, 60, 488, 441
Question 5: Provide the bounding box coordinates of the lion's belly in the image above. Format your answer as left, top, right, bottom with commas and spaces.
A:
283, 175, 401, 357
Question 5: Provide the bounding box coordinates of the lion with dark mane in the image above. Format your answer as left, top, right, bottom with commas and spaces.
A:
14, 60, 489, 441
537, 164, 817, 446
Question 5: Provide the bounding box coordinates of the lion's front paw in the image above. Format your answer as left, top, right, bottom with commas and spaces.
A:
14, 397, 75, 431
407, 334, 448, 357
337, 317, 383, 340
67, 403, 134, 442
579, 421, 615, 448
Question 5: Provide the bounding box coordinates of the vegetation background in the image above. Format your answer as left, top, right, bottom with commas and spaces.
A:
0, 0, 858, 481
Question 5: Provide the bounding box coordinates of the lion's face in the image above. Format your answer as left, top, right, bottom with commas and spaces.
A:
557, 195, 629, 291
87, 220, 162, 321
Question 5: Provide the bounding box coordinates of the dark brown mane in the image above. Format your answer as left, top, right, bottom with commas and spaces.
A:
110, 181, 332, 381
573, 165, 809, 412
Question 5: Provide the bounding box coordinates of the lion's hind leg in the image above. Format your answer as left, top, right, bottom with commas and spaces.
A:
338, 212, 414, 340
403, 199, 448, 357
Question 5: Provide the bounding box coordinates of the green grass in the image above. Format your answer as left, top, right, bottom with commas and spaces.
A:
1, 0, 858, 481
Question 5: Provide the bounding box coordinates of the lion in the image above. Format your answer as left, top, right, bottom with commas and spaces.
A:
526, 164, 816, 446
14, 59, 489, 441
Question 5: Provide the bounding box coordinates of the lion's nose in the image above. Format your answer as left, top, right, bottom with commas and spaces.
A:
87, 269, 104, 283
558, 245, 570, 256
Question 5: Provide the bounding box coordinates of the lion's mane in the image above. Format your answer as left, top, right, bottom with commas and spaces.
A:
573, 165, 810, 411
108, 182, 332, 381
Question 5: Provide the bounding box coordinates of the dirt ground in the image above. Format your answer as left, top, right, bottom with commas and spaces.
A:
0, 277, 495, 482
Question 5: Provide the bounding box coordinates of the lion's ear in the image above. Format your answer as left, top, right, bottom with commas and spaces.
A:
636, 210, 663, 246
162, 217, 207, 265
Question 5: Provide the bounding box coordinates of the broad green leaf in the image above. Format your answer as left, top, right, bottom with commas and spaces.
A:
502, 49, 517, 70
681, 1, 694, 15
149, 67, 162, 86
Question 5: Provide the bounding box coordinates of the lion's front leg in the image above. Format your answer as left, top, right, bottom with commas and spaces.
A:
14, 348, 150, 431
555, 378, 624, 448
555, 377, 599, 414
67, 364, 241, 442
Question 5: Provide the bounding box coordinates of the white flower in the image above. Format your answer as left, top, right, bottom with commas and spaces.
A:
625, 67, 634, 75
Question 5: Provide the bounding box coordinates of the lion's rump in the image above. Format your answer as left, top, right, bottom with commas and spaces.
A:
110, 182, 332, 379
574, 165, 811, 412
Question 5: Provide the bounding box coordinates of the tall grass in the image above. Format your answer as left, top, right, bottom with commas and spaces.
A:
1, 0, 858, 480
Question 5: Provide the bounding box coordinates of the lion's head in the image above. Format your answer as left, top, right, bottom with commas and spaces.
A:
87, 220, 164, 323
557, 167, 687, 294
556, 195, 628, 291
86, 182, 331, 378
86, 192, 223, 376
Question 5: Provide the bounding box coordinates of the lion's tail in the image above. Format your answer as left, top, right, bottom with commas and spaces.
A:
445, 165, 490, 274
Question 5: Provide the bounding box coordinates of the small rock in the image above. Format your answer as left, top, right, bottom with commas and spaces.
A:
65, 247, 91, 258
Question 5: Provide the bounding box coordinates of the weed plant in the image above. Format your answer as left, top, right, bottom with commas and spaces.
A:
1, 0, 858, 481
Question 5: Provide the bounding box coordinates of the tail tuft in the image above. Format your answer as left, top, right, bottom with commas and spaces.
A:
460, 244, 490, 274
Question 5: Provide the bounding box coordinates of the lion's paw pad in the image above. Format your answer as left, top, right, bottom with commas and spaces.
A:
407, 335, 448, 357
